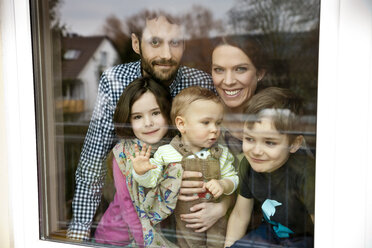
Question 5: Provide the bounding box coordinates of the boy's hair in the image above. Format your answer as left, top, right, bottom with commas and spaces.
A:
171, 86, 222, 124
113, 77, 172, 138
243, 87, 303, 143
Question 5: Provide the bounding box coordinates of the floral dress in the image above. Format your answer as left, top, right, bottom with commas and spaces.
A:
96, 139, 183, 247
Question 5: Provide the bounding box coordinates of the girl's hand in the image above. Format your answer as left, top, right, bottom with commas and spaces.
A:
178, 171, 205, 201
204, 179, 223, 199
180, 201, 226, 232
128, 144, 156, 175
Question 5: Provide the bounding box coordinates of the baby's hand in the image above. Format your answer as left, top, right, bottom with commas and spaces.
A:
204, 179, 224, 199
128, 143, 157, 175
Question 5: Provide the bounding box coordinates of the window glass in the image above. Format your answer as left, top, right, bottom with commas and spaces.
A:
31, 0, 320, 246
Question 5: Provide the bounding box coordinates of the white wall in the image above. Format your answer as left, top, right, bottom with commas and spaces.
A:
1, 0, 372, 247
315, 0, 372, 247
0, 17, 13, 248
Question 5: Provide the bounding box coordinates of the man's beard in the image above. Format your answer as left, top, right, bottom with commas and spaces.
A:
141, 57, 180, 86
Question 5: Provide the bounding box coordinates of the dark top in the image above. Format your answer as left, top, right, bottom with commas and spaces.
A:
240, 151, 315, 236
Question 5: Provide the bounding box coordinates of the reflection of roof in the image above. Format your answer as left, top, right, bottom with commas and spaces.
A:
62, 36, 106, 80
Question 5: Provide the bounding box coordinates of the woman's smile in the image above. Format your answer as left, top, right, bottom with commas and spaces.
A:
224, 89, 242, 96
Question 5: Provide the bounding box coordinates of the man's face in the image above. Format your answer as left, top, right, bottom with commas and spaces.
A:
133, 16, 184, 86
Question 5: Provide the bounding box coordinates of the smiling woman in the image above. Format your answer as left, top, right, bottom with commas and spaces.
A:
212, 37, 268, 114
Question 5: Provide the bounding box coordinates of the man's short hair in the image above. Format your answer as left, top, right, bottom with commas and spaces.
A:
171, 86, 222, 125
130, 11, 180, 41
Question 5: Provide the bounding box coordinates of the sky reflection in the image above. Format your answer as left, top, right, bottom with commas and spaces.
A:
59, 0, 234, 36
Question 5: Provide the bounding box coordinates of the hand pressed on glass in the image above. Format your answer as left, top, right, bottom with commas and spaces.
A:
128, 143, 157, 175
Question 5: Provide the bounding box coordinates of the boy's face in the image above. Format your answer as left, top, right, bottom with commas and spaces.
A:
242, 117, 293, 173
177, 100, 224, 153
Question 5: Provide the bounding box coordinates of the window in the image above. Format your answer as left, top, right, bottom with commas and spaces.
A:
32, 0, 320, 246
2, 0, 372, 246
64, 49, 81, 60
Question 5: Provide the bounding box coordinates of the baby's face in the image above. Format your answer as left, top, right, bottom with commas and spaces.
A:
178, 99, 224, 153
242, 117, 291, 173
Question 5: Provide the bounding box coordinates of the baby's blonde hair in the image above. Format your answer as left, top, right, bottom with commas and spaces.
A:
171, 86, 222, 125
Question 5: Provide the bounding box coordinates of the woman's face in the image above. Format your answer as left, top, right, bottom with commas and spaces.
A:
212, 45, 261, 111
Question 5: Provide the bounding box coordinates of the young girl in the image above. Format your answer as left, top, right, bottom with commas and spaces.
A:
94, 77, 182, 248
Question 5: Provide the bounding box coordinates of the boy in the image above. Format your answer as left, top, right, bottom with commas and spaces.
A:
130, 86, 239, 247
225, 87, 315, 248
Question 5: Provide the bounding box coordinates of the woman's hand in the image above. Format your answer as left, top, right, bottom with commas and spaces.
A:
180, 201, 226, 233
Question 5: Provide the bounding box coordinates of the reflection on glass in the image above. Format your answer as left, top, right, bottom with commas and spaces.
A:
31, 0, 320, 245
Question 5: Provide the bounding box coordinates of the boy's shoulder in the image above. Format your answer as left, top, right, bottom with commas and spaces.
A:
289, 150, 315, 170
287, 150, 316, 182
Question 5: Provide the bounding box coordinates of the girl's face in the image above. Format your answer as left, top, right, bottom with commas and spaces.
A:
130, 91, 168, 144
212, 45, 262, 112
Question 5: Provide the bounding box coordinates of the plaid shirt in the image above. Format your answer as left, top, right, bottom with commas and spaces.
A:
67, 61, 214, 240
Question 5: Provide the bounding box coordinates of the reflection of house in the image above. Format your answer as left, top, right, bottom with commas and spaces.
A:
61, 35, 119, 121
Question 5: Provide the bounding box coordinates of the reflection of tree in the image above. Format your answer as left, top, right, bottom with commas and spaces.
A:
228, 0, 320, 114
228, 0, 319, 34
181, 5, 224, 39
103, 15, 139, 63
49, 0, 66, 33
228, 0, 319, 57
102, 6, 224, 63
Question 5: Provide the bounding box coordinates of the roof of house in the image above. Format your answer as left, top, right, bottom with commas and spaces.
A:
62, 36, 106, 80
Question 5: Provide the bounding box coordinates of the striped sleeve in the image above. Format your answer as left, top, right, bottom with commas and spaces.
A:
133, 145, 182, 188
133, 149, 164, 188
218, 145, 239, 195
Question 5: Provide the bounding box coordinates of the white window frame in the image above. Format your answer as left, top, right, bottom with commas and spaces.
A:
1, 0, 372, 247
